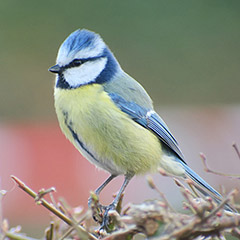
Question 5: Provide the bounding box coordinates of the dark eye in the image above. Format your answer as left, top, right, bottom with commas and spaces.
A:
71, 59, 82, 67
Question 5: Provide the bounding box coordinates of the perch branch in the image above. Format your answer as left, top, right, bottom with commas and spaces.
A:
11, 175, 97, 240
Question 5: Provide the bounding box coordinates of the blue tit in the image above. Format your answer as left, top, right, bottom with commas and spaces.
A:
49, 29, 232, 225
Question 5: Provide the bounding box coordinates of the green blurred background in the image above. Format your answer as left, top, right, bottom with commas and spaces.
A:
0, 1, 240, 239
0, 0, 240, 121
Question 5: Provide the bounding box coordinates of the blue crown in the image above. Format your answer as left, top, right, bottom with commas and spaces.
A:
62, 29, 100, 56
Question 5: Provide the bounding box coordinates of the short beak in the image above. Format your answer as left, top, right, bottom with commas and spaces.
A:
48, 64, 61, 74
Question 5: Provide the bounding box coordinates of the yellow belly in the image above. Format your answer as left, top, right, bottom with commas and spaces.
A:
54, 84, 164, 175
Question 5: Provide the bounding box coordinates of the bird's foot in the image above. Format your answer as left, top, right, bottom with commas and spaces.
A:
88, 193, 105, 223
100, 203, 117, 231
88, 195, 117, 231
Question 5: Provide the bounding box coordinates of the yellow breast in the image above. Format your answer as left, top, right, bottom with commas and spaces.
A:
54, 84, 163, 175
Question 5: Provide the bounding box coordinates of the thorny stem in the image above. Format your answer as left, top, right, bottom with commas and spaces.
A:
11, 175, 98, 240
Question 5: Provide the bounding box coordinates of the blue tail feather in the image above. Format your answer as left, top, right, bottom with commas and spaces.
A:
179, 162, 236, 212
182, 163, 222, 199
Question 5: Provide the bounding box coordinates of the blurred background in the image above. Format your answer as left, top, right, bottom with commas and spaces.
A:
0, 1, 240, 238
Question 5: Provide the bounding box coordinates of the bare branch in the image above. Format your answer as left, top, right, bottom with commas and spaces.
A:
233, 142, 240, 160
200, 153, 240, 179
11, 175, 98, 240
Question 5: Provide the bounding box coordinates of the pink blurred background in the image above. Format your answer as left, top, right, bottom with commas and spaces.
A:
1, 106, 239, 235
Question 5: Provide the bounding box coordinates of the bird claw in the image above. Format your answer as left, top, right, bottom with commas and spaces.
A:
88, 195, 105, 223
100, 203, 116, 231
88, 195, 97, 208
89, 194, 117, 230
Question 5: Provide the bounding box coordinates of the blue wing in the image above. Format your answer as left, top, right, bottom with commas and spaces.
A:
109, 93, 185, 163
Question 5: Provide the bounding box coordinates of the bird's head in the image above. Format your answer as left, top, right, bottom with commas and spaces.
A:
49, 29, 121, 89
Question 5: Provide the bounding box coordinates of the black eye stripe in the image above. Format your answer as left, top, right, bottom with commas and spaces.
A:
64, 56, 104, 70
71, 59, 83, 67
66, 59, 85, 68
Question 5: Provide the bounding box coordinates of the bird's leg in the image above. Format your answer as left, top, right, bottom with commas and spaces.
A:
101, 174, 133, 230
88, 174, 116, 222
95, 174, 117, 196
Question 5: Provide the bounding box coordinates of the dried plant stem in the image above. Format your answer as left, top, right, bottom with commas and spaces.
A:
59, 212, 89, 240
201, 190, 236, 223
11, 176, 72, 225
233, 142, 240, 160
5, 232, 38, 240
146, 175, 175, 212
200, 153, 240, 179
45, 221, 54, 240
11, 176, 97, 240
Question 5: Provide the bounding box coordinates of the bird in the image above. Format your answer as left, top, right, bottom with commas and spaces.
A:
49, 29, 231, 228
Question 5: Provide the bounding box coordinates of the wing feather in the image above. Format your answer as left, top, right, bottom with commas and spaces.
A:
109, 93, 185, 162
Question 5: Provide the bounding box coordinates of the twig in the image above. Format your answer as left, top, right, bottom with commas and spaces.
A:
201, 189, 236, 223
200, 153, 240, 179
0, 189, 6, 235
59, 211, 89, 240
11, 175, 98, 240
231, 228, 240, 238
11, 176, 72, 225
232, 142, 240, 160
146, 175, 175, 212
35, 187, 56, 204
4, 232, 38, 240
101, 225, 137, 240
45, 221, 54, 240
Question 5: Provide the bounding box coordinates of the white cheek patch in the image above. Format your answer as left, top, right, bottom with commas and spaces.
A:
63, 57, 107, 87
